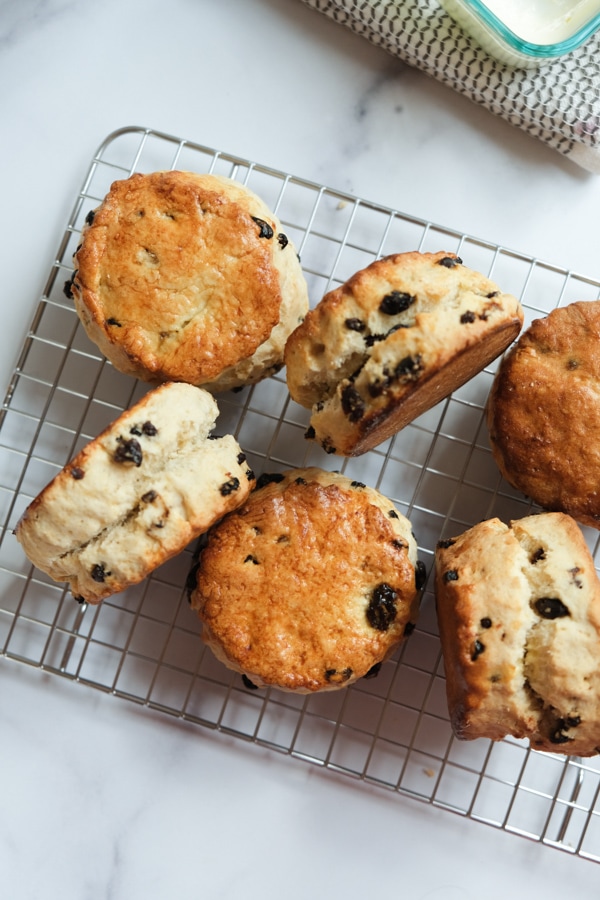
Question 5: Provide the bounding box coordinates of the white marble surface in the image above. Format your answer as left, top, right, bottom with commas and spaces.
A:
2, 0, 600, 896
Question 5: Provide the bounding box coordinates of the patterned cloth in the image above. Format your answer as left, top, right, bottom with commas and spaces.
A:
299, 0, 600, 173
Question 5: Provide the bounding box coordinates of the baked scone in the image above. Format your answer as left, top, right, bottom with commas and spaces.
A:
435, 512, 600, 756
67, 170, 309, 392
190, 466, 424, 692
15, 382, 255, 603
284, 251, 523, 456
487, 300, 600, 529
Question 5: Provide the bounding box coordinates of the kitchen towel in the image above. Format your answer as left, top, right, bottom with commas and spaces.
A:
300, 0, 600, 173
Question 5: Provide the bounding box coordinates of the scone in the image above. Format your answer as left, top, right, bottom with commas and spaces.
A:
284, 251, 523, 456
487, 300, 600, 529
66, 170, 309, 392
15, 382, 255, 603
190, 466, 424, 692
435, 512, 600, 756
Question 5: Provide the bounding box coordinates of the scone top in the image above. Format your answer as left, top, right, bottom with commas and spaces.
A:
70, 171, 308, 392
191, 466, 424, 693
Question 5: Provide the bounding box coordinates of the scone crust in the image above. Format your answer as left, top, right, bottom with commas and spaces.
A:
487, 300, 600, 529
16, 382, 255, 602
191, 467, 421, 692
285, 251, 523, 456
72, 171, 308, 391
435, 513, 600, 756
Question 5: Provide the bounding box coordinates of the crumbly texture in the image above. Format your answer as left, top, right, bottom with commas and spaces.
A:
435, 513, 600, 756
15, 382, 255, 603
284, 251, 523, 456
190, 466, 422, 693
69, 171, 308, 392
487, 301, 600, 529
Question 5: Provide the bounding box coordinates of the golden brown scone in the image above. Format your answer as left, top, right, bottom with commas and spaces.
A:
487, 300, 600, 529
68, 171, 308, 392
15, 383, 255, 603
284, 251, 523, 456
435, 513, 600, 756
190, 466, 424, 692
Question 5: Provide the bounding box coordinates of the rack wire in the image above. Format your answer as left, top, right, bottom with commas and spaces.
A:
2, 125, 600, 863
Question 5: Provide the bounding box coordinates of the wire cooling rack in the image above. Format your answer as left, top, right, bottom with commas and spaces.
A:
3, 125, 600, 863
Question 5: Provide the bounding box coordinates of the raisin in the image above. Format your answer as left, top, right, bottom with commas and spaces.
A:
415, 560, 427, 591
364, 662, 381, 679
91, 563, 109, 583
480, 617, 492, 629
367, 583, 397, 631
404, 622, 416, 637
70, 466, 85, 480
460, 311, 476, 324
142, 421, 157, 436
437, 538, 456, 549
391, 539, 406, 550
129, 425, 142, 436
324, 667, 353, 684
567, 358, 579, 370
294, 477, 307, 485
471, 640, 485, 661
85, 209, 95, 226
530, 548, 546, 564
242, 675, 259, 690
438, 256, 462, 268
114, 437, 143, 466
256, 472, 285, 489
220, 477, 240, 496
550, 727, 573, 745
534, 597, 570, 619
388, 510, 399, 519
277, 232, 288, 249
341, 384, 365, 422
322, 439, 337, 454
487, 291, 499, 298
351, 480, 366, 488
141, 490, 157, 502
304, 426, 316, 440
443, 569, 459, 583
567, 715, 581, 728
379, 291, 415, 315
244, 554, 260, 565
395, 354, 424, 381
569, 566, 583, 588
63, 274, 76, 298
246, 468, 255, 481
237, 452, 247, 465
74, 595, 87, 605
345, 318, 366, 332
251, 216, 273, 238
106, 317, 122, 327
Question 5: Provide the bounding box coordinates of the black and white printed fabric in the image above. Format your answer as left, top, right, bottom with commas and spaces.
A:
300, 0, 600, 173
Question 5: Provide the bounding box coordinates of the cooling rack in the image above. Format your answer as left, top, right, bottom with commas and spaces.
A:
3, 125, 600, 864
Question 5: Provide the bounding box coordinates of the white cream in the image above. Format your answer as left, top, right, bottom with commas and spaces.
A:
482, 0, 600, 44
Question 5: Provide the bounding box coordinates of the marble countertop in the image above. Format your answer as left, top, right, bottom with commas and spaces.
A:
2, 1, 600, 897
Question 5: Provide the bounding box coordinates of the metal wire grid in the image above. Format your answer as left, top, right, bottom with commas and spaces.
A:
2, 125, 600, 862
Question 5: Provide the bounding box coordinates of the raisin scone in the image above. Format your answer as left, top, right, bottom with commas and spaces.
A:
487, 300, 600, 529
284, 251, 523, 456
67, 170, 309, 392
435, 512, 600, 756
15, 382, 255, 603
190, 466, 425, 693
